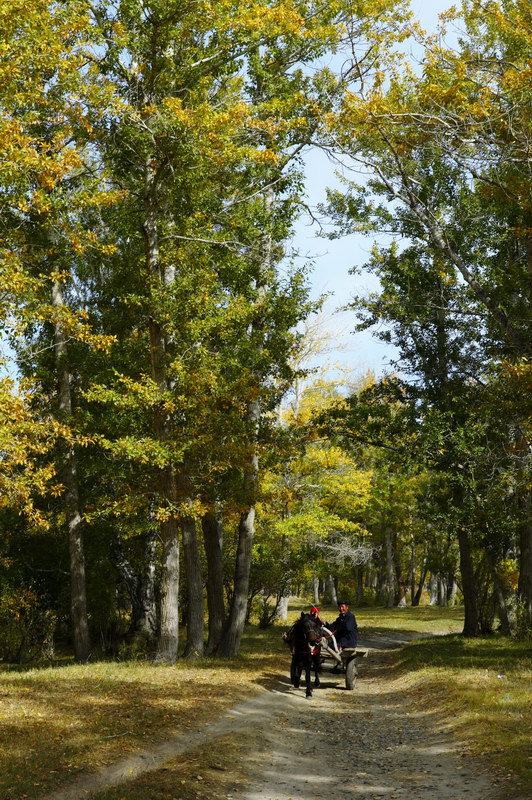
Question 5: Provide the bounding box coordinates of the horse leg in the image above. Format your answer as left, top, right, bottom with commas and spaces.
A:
305, 655, 312, 697
313, 653, 320, 687
291, 655, 300, 687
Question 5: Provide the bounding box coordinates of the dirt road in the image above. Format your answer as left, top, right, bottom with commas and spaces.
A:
43, 633, 514, 800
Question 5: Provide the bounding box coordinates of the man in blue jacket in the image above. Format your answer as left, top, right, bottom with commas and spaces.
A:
320, 600, 358, 650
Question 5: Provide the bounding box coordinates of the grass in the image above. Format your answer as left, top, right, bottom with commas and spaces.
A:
89, 730, 261, 800
0, 625, 288, 800
351, 603, 465, 635
389, 632, 532, 792
0, 602, 530, 799
0, 659, 272, 799
343, 604, 531, 792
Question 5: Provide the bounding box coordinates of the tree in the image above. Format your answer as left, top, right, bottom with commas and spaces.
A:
0, 0, 121, 661
86, 0, 360, 659
322, 0, 532, 631
251, 379, 373, 616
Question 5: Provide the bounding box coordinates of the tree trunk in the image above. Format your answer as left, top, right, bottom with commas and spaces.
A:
409, 536, 416, 606
110, 528, 157, 638
518, 511, 532, 628
393, 536, 406, 605
385, 527, 395, 608
354, 567, 364, 604
182, 514, 204, 658
52, 280, 91, 663
155, 467, 180, 662
274, 594, 289, 621
446, 573, 458, 607
412, 544, 428, 606
312, 576, 320, 605
217, 400, 260, 657
217, 499, 256, 657
110, 529, 142, 631
142, 158, 181, 662
140, 530, 158, 636
201, 510, 225, 655
412, 564, 427, 606
438, 576, 448, 607
428, 573, 438, 606
518, 248, 532, 625
516, 429, 532, 627
64, 449, 91, 662
486, 548, 511, 635
458, 526, 479, 636
325, 574, 337, 605
216, 187, 272, 657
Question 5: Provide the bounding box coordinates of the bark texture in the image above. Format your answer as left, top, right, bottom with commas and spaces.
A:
182, 515, 204, 658
202, 510, 225, 655
111, 529, 157, 636
384, 527, 395, 609
458, 526, 479, 636
52, 280, 91, 663
217, 401, 260, 657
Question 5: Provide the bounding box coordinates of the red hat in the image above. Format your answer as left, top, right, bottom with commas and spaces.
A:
310, 606, 320, 614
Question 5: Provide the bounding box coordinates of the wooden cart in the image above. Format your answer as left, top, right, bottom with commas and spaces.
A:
320, 628, 367, 690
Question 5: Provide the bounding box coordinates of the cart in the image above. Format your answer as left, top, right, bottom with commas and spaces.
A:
320, 627, 367, 690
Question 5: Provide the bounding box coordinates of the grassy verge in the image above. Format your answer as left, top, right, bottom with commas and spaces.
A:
342, 604, 531, 793
0, 602, 530, 799
352, 603, 465, 635
0, 635, 286, 800
89, 730, 261, 800
390, 632, 532, 794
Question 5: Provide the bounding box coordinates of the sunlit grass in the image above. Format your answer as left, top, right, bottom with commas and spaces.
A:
390, 633, 532, 792
352, 603, 465, 634
282, 598, 465, 635
277, 601, 531, 792
0, 656, 268, 799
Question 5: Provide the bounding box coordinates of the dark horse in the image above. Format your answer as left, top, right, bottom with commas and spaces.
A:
283, 613, 322, 697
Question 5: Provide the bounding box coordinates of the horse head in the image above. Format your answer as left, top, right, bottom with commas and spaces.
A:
297, 612, 322, 645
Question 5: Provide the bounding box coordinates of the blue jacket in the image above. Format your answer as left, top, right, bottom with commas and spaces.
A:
324, 609, 358, 648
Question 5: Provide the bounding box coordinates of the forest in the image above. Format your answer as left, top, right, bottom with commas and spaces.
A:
0, 0, 531, 665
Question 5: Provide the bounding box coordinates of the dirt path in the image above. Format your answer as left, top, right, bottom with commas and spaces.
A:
43, 633, 512, 800
239, 634, 503, 800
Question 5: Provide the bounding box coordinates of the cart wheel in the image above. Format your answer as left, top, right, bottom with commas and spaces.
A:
345, 657, 357, 690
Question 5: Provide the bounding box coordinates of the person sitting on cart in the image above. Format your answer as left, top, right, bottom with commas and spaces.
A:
319, 600, 358, 651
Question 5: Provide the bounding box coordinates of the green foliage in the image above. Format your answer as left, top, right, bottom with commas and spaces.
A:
0, 588, 56, 663
0, 0, 530, 667
319, 0, 532, 628
514, 601, 532, 641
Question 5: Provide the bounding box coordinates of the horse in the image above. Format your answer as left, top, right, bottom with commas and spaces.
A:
283, 612, 323, 697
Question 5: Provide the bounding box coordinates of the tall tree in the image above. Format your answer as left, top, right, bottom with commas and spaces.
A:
323, 0, 532, 630
0, 0, 120, 660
